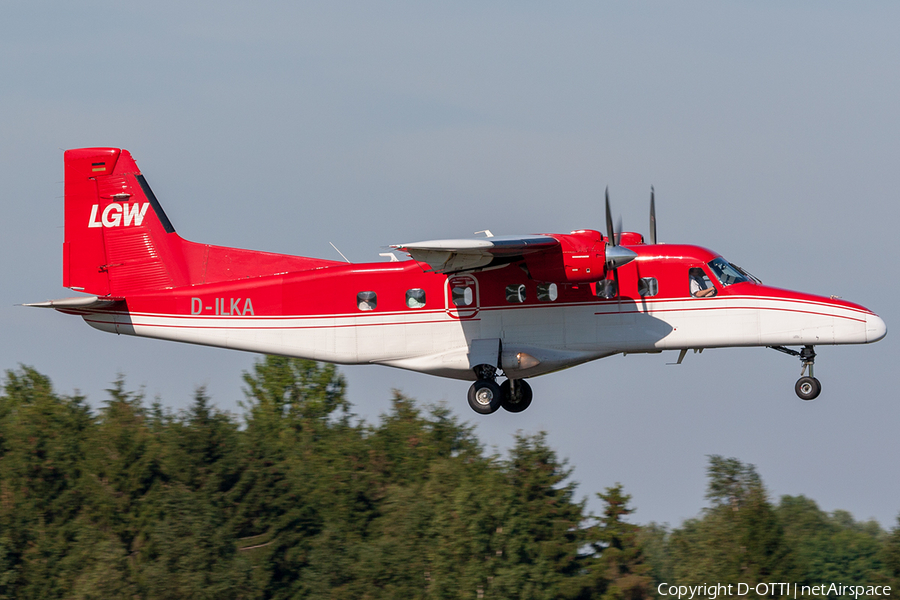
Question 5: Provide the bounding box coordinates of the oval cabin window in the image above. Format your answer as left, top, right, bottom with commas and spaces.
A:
537, 283, 558, 302
506, 284, 527, 303
357, 291, 377, 311
406, 288, 426, 308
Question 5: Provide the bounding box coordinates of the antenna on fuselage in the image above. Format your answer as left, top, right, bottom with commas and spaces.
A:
649, 185, 658, 245
329, 242, 351, 263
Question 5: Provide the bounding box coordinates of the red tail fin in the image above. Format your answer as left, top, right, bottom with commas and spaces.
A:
64, 148, 342, 296
64, 148, 189, 295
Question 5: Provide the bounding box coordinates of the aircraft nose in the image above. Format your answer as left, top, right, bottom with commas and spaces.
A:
866, 313, 887, 343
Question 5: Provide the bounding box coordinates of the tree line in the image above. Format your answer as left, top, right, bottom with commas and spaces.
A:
0, 357, 897, 599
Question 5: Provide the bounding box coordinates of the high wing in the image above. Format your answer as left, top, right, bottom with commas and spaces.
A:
391, 234, 559, 274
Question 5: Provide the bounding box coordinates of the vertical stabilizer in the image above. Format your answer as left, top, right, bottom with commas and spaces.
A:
63, 147, 344, 296
64, 148, 189, 296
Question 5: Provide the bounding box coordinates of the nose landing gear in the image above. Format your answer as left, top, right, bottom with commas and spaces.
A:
770, 345, 821, 400
467, 364, 534, 414
795, 376, 821, 401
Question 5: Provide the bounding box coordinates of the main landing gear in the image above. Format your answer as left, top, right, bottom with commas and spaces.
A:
770, 345, 821, 401
467, 365, 533, 415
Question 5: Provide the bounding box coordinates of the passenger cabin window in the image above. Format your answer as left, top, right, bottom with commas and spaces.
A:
357, 291, 377, 311
506, 284, 526, 303
406, 288, 426, 308
452, 285, 474, 307
638, 277, 659, 297
689, 268, 716, 298
595, 279, 617, 299
537, 283, 558, 302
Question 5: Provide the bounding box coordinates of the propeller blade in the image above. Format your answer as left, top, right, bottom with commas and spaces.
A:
601, 186, 636, 271
616, 215, 623, 246
605, 187, 616, 247
649, 185, 657, 245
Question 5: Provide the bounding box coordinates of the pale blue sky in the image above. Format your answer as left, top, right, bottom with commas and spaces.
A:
3, 1, 898, 528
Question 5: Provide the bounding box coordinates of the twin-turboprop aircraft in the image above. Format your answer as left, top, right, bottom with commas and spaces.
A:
28, 148, 887, 414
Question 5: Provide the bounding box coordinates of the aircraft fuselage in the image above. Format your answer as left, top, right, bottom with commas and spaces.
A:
67, 243, 885, 381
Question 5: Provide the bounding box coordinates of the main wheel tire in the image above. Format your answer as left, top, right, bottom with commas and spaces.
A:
467, 380, 502, 414
500, 379, 533, 413
795, 376, 822, 401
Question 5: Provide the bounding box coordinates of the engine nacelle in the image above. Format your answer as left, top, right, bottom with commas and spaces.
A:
524, 230, 609, 284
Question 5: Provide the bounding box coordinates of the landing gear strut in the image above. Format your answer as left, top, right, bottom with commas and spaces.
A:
467, 365, 534, 414
770, 345, 821, 400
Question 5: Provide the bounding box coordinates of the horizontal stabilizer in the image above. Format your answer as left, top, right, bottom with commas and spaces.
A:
23, 295, 123, 309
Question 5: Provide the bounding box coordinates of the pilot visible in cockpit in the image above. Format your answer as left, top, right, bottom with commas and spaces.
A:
689, 268, 716, 298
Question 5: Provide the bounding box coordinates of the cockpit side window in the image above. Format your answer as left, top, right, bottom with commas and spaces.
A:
707, 257, 751, 286
689, 268, 716, 298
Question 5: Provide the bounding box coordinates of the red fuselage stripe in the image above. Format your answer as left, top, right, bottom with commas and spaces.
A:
82, 300, 864, 331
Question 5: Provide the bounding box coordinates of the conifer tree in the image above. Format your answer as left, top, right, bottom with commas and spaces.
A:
0, 367, 93, 599
885, 517, 900, 588
489, 432, 593, 600
591, 484, 652, 600
232, 356, 354, 599
3, 364, 898, 597
669, 456, 796, 587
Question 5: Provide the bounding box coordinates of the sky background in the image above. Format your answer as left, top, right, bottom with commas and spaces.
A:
2, 1, 898, 529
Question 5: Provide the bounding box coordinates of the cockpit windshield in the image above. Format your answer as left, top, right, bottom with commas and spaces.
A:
707, 257, 751, 286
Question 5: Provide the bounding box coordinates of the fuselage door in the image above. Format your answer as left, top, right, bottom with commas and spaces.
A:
445, 275, 479, 319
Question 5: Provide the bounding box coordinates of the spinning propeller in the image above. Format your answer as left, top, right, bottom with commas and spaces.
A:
603, 187, 638, 271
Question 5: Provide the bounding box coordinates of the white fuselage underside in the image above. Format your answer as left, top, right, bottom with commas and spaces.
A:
80, 294, 880, 381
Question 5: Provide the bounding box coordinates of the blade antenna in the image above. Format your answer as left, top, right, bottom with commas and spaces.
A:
649, 185, 657, 245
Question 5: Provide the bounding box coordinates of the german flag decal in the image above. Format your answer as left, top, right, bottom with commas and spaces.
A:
91, 162, 106, 173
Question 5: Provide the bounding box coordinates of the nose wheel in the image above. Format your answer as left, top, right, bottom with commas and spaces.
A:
795, 376, 821, 401
770, 345, 821, 400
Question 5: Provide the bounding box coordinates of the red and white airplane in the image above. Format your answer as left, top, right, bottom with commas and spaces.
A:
28, 148, 887, 414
